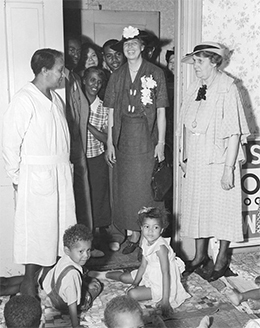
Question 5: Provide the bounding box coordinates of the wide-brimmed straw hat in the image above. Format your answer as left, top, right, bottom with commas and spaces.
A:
111, 26, 149, 52
181, 42, 224, 64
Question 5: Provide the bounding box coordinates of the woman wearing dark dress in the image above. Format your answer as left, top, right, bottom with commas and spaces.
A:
103, 26, 168, 254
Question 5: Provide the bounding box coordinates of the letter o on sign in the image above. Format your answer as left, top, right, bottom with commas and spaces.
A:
241, 173, 260, 195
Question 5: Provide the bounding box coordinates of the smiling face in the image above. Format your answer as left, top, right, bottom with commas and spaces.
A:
104, 46, 124, 72
141, 217, 163, 245
192, 54, 216, 82
83, 70, 103, 103
123, 38, 144, 60
65, 239, 92, 266
46, 57, 64, 90
83, 47, 99, 69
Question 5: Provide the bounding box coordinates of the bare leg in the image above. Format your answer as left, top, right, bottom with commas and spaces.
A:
0, 276, 24, 296
190, 238, 209, 266
226, 288, 260, 307
127, 285, 152, 301
20, 264, 41, 296
88, 270, 133, 284
214, 239, 230, 271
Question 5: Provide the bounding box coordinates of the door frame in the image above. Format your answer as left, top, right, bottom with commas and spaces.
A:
172, 0, 202, 251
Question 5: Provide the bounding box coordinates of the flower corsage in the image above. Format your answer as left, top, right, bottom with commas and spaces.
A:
140, 75, 157, 106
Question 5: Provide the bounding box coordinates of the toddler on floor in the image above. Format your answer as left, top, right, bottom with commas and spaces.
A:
90, 207, 190, 316
103, 295, 210, 328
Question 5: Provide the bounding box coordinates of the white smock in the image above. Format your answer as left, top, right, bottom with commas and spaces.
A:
2, 82, 76, 266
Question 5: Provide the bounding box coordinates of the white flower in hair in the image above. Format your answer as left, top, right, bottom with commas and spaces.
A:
123, 26, 139, 39
138, 206, 155, 214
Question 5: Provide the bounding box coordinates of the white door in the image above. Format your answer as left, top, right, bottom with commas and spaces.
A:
81, 10, 160, 49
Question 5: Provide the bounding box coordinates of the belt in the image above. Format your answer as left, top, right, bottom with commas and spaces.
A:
21, 153, 70, 165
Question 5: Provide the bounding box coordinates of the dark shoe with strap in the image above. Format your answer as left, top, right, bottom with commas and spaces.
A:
208, 262, 229, 282
183, 255, 210, 276
122, 240, 139, 255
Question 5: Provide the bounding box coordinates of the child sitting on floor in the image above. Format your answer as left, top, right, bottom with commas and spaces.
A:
39, 223, 102, 328
90, 207, 190, 317
1, 224, 102, 328
4, 294, 42, 328
103, 295, 210, 328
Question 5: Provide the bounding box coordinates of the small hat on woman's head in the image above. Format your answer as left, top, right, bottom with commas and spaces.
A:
111, 26, 149, 52
181, 42, 224, 64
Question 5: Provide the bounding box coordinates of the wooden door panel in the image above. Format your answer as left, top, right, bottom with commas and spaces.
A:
81, 10, 159, 48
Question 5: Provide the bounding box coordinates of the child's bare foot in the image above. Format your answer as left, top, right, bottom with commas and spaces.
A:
226, 288, 243, 306
247, 298, 260, 310
197, 315, 210, 328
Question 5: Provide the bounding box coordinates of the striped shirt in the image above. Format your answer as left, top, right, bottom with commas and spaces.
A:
87, 96, 108, 158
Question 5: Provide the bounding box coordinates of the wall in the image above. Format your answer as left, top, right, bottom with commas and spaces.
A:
202, 0, 260, 137
78, 0, 175, 66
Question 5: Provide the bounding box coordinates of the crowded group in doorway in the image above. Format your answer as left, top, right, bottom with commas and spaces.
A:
1, 24, 260, 328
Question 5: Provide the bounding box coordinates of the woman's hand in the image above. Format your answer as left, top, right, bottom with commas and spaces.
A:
154, 143, 165, 162
221, 166, 234, 190
105, 143, 116, 168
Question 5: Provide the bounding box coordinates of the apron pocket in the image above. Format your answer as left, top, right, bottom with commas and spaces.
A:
30, 170, 55, 196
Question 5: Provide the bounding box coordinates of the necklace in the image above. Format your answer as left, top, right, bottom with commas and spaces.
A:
192, 72, 218, 129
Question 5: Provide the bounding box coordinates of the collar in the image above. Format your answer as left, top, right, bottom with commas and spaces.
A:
90, 96, 101, 113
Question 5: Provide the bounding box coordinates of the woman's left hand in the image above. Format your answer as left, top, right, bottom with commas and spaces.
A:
154, 143, 165, 162
221, 166, 234, 190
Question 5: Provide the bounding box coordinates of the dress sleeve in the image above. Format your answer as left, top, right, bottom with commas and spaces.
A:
154, 68, 169, 109
220, 83, 250, 143
103, 72, 117, 108
2, 94, 33, 184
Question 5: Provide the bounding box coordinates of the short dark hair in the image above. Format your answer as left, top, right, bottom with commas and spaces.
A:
31, 48, 63, 76
4, 295, 42, 328
104, 295, 144, 328
196, 50, 223, 67
83, 66, 106, 83
138, 207, 169, 228
63, 223, 93, 249
102, 39, 119, 52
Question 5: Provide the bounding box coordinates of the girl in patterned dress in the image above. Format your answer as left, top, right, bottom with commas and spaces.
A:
89, 207, 190, 316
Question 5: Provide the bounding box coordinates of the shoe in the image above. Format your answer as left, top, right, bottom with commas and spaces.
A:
109, 242, 120, 252
208, 262, 229, 282
183, 255, 210, 276
91, 249, 105, 258
122, 240, 139, 255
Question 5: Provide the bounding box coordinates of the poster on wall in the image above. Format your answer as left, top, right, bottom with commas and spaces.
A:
234, 139, 260, 247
